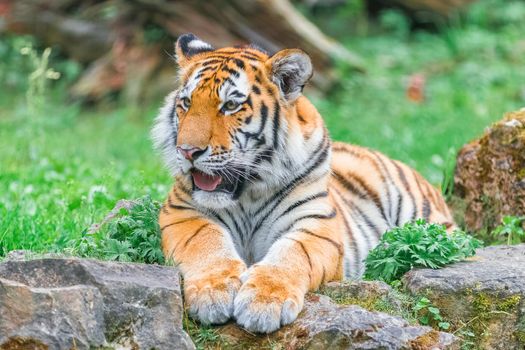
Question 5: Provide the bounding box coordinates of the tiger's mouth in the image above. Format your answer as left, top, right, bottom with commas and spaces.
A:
190, 169, 239, 194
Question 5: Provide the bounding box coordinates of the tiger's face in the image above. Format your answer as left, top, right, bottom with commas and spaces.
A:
153, 34, 313, 209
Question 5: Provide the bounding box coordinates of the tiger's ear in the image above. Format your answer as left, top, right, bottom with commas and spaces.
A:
175, 33, 214, 67
266, 49, 313, 102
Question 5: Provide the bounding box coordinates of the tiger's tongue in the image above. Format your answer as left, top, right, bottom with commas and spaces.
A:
192, 171, 222, 191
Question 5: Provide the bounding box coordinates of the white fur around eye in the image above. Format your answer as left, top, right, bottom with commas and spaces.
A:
179, 68, 203, 104
218, 70, 249, 111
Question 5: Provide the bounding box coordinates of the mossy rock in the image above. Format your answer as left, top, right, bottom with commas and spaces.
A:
214, 293, 458, 349
404, 244, 525, 350
452, 108, 525, 233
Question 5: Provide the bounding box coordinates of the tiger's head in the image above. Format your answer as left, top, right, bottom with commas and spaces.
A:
153, 34, 325, 209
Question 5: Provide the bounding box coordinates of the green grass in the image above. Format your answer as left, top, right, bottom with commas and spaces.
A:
0, 94, 170, 255
1, 0, 525, 256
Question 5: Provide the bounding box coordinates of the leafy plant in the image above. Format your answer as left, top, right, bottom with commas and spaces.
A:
414, 297, 450, 330
364, 219, 482, 283
492, 215, 525, 245
72, 195, 165, 264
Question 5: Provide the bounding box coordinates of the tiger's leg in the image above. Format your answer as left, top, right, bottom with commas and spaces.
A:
161, 200, 246, 324
233, 221, 343, 333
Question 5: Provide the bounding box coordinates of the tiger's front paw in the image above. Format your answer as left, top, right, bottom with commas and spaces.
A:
184, 259, 246, 325
233, 265, 306, 333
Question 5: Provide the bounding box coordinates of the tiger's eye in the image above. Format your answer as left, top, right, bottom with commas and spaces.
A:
224, 100, 239, 111
181, 97, 191, 109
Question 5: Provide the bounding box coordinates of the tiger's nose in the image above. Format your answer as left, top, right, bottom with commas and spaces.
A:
177, 146, 207, 161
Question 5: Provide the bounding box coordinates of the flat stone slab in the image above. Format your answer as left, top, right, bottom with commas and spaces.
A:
0, 257, 194, 350
404, 244, 525, 349
218, 293, 459, 349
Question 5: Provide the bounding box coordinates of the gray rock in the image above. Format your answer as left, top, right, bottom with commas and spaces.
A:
218, 294, 459, 349
319, 280, 403, 311
0, 258, 194, 350
404, 244, 525, 350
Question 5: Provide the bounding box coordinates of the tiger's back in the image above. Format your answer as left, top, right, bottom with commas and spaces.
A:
328, 142, 454, 277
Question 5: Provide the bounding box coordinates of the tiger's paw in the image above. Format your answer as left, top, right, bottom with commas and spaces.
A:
184, 260, 246, 325
233, 265, 305, 333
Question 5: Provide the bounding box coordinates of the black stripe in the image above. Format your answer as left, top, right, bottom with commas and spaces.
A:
173, 189, 193, 207
395, 193, 403, 226
298, 228, 343, 255
178, 182, 193, 195
232, 177, 246, 200
337, 191, 382, 240
233, 58, 245, 69
280, 191, 329, 217
333, 171, 367, 201
226, 207, 245, 244
393, 161, 417, 221
285, 237, 312, 284
346, 204, 375, 252
184, 224, 210, 248
332, 191, 361, 275
168, 99, 178, 146
410, 169, 425, 219
222, 67, 240, 77
168, 196, 193, 211
272, 104, 281, 149
201, 59, 222, 66
345, 170, 388, 223
422, 198, 431, 220
223, 77, 237, 87
368, 153, 393, 225
352, 201, 382, 238
372, 151, 397, 224
208, 211, 229, 231
238, 203, 251, 235
168, 204, 194, 211
195, 66, 217, 75
160, 217, 200, 231
275, 209, 336, 237
240, 53, 261, 61
252, 85, 261, 95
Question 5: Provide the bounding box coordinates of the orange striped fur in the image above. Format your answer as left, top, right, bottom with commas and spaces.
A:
152, 34, 455, 333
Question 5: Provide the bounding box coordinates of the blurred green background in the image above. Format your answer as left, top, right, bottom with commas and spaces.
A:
1, 0, 524, 255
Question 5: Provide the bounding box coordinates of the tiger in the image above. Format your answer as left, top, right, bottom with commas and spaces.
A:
152, 33, 455, 334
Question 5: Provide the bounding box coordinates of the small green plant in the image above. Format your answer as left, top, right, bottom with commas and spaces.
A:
414, 297, 450, 330
493, 215, 525, 245
19, 43, 61, 113
364, 219, 482, 283
183, 310, 225, 350
73, 195, 164, 264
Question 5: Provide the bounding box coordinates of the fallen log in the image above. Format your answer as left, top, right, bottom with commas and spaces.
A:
1, 0, 365, 103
